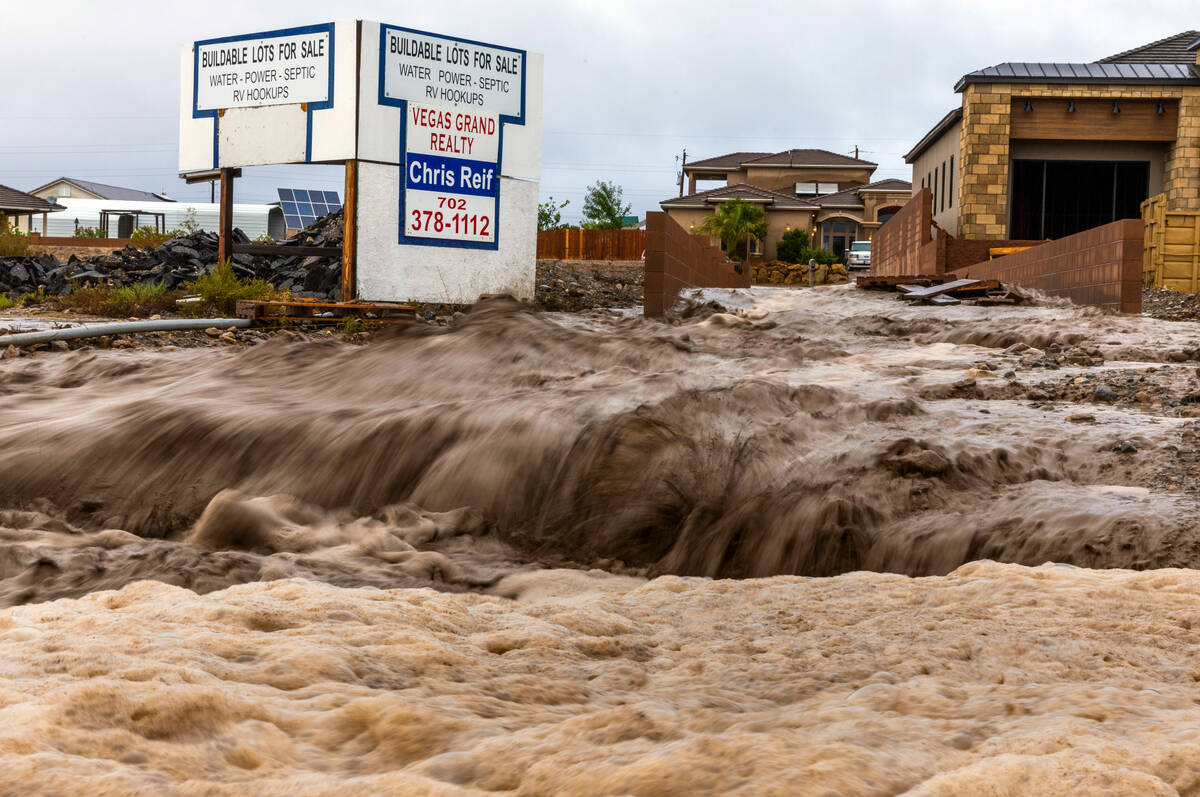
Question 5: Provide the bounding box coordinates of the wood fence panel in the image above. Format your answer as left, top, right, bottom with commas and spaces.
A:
537, 229, 645, 261
1142, 193, 1200, 292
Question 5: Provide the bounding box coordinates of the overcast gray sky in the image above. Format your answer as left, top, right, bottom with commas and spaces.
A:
2, 0, 1195, 224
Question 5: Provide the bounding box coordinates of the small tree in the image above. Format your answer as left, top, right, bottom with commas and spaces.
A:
699, 198, 767, 261
538, 196, 570, 231
776, 228, 810, 264
581, 181, 631, 229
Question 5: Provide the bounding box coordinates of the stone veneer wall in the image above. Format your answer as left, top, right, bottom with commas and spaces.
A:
958, 83, 1200, 240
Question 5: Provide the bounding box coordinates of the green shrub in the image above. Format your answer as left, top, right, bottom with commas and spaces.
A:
0, 218, 29, 257
74, 227, 106, 238
775, 229, 840, 265
0, 295, 13, 311
57, 281, 180, 317
183, 260, 282, 316
776, 228, 810, 264
130, 226, 175, 248
18, 287, 46, 307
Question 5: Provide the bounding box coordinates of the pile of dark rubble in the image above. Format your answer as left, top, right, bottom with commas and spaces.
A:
1142, 287, 1200, 321
0, 210, 345, 300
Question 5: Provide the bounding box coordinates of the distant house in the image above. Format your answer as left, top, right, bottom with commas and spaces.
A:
905, 29, 1200, 240
0, 184, 64, 234
661, 149, 911, 260
28, 177, 174, 204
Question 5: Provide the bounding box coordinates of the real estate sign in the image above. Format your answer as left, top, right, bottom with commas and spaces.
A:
194, 26, 333, 112
178, 19, 543, 304
403, 103, 500, 245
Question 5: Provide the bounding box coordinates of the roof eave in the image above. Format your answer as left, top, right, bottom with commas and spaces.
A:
745, 162, 877, 169
955, 74, 1200, 92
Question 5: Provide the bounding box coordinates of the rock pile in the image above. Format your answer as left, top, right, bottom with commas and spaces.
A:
752, 260, 849, 286
1143, 287, 1200, 321
0, 211, 345, 299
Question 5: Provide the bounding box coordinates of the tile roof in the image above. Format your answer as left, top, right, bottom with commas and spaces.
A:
1100, 30, 1200, 64
682, 149, 877, 171
0, 184, 64, 214
955, 61, 1199, 92
32, 177, 173, 202
855, 178, 913, 192
905, 108, 963, 163
683, 152, 772, 170
742, 149, 877, 168
660, 183, 817, 209
805, 179, 912, 209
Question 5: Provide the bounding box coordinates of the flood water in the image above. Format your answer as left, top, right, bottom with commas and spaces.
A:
4, 286, 1200, 793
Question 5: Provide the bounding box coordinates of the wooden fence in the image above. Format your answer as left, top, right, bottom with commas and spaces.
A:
537, 228, 645, 261
1142, 193, 1200, 291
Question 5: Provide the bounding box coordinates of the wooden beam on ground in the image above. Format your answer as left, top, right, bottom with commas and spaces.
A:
231, 243, 342, 258
898, 278, 984, 299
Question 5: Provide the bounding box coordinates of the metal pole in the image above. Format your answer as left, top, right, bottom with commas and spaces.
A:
808, 257, 816, 289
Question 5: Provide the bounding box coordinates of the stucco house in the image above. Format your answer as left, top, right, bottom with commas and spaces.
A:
661, 149, 910, 260
905, 29, 1200, 240
28, 177, 173, 204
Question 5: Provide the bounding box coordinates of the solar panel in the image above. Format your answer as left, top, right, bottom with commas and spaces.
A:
277, 188, 342, 229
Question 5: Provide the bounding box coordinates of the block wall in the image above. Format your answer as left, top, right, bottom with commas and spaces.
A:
951, 218, 1143, 313
643, 212, 752, 317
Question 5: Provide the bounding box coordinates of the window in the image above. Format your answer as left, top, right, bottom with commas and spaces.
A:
932, 167, 938, 211
821, 218, 858, 259
940, 161, 947, 213
58, 185, 70, 197
948, 156, 954, 208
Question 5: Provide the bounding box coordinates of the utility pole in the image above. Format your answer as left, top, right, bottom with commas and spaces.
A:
678, 148, 687, 197
854, 145, 859, 160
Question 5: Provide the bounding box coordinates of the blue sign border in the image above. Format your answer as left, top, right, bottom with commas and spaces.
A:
378, 23, 527, 251
192, 22, 336, 169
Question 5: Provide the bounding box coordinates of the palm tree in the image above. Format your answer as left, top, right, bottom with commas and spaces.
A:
698, 198, 768, 261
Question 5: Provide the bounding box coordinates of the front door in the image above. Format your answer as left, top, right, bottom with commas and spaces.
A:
822, 218, 857, 260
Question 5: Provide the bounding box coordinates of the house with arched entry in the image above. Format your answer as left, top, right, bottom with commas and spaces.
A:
659, 149, 911, 260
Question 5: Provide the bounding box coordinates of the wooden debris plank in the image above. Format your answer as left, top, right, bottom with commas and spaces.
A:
899, 278, 984, 299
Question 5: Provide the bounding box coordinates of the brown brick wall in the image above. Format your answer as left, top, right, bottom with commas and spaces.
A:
644, 212, 752, 317
871, 189, 938, 277
951, 218, 1143, 313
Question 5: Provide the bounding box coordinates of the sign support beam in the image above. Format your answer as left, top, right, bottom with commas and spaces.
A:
342, 159, 358, 300
217, 166, 235, 264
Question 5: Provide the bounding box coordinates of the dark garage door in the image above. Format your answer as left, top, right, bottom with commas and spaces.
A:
1010, 159, 1149, 240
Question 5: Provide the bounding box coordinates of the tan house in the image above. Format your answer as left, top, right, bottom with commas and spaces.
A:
906, 29, 1200, 240
662, 149, 911, 260
28, 177, 173, 204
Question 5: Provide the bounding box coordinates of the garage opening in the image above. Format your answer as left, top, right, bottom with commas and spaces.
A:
1010, 159, 1149, 240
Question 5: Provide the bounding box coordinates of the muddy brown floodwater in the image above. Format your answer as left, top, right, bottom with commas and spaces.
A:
6, 285, 1200, 793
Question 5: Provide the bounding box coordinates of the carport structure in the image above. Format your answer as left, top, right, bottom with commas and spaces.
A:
0, 184, 64, 234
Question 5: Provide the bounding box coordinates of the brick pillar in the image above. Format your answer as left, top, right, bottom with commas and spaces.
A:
1165, 87, 1200, 211
957, 84, 1013, 240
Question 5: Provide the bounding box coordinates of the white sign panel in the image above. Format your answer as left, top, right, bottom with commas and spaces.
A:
380, 26, 524, 121
403, 103, 499, 244
195, 26, 332, 112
